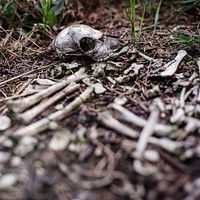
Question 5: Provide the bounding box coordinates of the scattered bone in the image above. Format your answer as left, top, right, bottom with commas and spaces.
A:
133, 159, 158, 176
197, 57, 200, 77
114, 96, 128, 105
10, 156, 22, 167
138, 51, 158, 62
0, 151, 11, 163
48, 131, 71, 151
160, 50, 187, 77
180, 87, 186, 108
92, 83, 106, 94
143, 149, 160, 162
196, 57, 200, 102
121, 139, 137, 153
184, 177, 200, 200
111, 103, 173, 135
135, 106, 159, 157
149, 137, 182, 154
15, 136, 38, 156
124, 63, 144, 75
147, 85, 160, 98
0, 115, 11, 131
185, 117, 200, 133
19, 82, 80, 124
0, 174, 18, 190
35, 78, 56, 86
99, 111, 138, 138
7, 67, 86, 113
13, 86, 94, 137
170, 107, 185, 123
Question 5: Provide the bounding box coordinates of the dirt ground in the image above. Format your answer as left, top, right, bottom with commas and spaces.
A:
0, 1, 200, 200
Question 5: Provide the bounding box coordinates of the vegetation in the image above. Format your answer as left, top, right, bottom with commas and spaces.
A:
0, 0, 199, 52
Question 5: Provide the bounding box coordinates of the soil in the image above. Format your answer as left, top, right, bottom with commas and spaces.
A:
0, 1, 200, 200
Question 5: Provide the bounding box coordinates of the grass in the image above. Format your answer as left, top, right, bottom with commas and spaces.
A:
126, 0, 136, 44
176, 0, 200, 15
126, 0, 164, 43
0, 0, 199, 54
0, 0, 64, 29
170, 29, 200, 54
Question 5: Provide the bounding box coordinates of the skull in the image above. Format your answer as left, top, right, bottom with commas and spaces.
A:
52, 24, 127, 61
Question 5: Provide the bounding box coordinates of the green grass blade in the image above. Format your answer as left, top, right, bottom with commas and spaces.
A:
153, 0, 163, 36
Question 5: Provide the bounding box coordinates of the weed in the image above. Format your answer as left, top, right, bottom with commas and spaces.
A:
39, 0, 57, 28
0, 0, 17, 28
126, 0, 136, 43
126, 0, 164, 43
177, 0, 200, 15
153, 0, 163, 36
170, 29, 200, 54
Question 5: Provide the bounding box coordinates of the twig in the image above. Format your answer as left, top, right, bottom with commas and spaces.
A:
20, 82, 80, 124
13, 86, 94, 137
7, 67, 86, 113
0, 62, 59, 87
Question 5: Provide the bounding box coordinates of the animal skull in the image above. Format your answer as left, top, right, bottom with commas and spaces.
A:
52, 24, 128, 61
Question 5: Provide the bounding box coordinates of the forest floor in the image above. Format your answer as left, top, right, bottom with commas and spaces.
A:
0, 1, 200, 200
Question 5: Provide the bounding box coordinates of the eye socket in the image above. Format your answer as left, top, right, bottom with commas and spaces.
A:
80, 37, 95, 52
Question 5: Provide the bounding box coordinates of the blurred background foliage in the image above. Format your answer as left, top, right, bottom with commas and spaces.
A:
0, 0, 199, 52
0, 0, 199, 29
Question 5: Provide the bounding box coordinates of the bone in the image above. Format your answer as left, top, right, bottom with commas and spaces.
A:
7, 67, 86, 113
110, 103, 174, 135
99, 111, 139, 138
135, 106, 159, 156
196, 57, 200, 102
160, 50, 187, 77
138, 51, 158, 62
19, 82, 80, 124
13, 86, 94, 137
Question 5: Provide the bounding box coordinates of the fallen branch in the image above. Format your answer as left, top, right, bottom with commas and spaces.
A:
13, 86, 94, 137
7, 67, 86, 113
19, 82, 80, 124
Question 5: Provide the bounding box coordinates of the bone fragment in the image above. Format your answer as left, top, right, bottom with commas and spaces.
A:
160, 50, 187, 77
148, 137, 182, 154
99, 112, 138, 138
111, 103, 173, 135
185, 117, 200, 133
135, 106, 159, 156
20, 82, 80, 124
13, 86, 94, 137
7, 67, 86, 113
138, 51, 157, 62
109, 46, 129, 60
196, 57, 200, 102
197, 57, 200, 78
